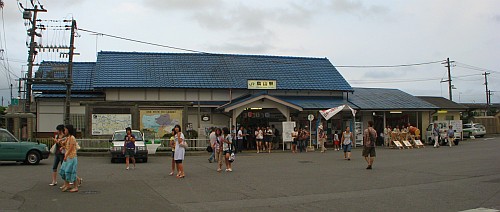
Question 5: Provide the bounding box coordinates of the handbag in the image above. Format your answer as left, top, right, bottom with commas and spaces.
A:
206, 145, 213, 152
229, 152, 235, 162
50, 144, 56, 154
180, 141, 188, 149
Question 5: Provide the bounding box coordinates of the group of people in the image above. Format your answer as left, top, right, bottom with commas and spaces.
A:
226, 125, 281, 153
383, 123, 421, 147
207, 127, 234, 172
50, 124, 82, 192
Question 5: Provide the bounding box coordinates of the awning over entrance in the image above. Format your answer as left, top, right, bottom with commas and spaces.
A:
218, 93, 356, 113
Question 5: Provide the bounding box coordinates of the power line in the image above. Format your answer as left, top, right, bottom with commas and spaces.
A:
336, 60, 446, 68
455, 62, 499, 74
348, 73, 481, 84
78, 28, 210, 54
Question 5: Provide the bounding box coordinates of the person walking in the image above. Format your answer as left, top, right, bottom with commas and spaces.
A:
433, 123, 440, 148
291, 127, 298, 153
341, 126, 354, 160
255, 127, 263, 153
447, 125, 455, 147
49, 124, 66, 186
123, 127, 136, 170
363, 121, 377, 170
222, 127, 233, 172
169, 128, 176, 176
208, 128, 216, 163
59, 125, 79, 192
173, 125, 186, 178
318, 125, 327, 153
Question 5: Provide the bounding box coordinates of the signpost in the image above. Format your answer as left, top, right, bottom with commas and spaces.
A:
307, 114, 315, 152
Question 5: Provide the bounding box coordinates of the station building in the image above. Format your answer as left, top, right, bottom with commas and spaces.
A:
23, 51, 440, 143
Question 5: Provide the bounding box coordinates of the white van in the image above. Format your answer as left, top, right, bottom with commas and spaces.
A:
425, 121, 462, 144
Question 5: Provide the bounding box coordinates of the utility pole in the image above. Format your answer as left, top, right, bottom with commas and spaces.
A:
483, 72, 490, 106
64, 19, 76, 125
22, 3, 47, 112
446, 58, 453, 101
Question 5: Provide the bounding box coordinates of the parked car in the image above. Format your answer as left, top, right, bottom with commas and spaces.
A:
0, 128, 50, 165
462, 123, 486, 138
109, 129, 148, 163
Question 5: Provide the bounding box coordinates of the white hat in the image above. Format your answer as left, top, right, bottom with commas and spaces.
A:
318, 125, 323, 129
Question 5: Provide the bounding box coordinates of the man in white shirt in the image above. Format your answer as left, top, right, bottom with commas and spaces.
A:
237, 126, 245, 153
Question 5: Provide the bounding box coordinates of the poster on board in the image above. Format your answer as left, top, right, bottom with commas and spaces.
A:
282, 122, 296, 142
140, 109, 182, 138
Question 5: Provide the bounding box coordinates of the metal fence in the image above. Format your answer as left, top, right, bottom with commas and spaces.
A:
37, 138, 210, 151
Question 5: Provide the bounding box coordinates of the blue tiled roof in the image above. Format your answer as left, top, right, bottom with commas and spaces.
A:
32, 61, 96, 91
93, 51, 353, 91
348, 88, 438, 110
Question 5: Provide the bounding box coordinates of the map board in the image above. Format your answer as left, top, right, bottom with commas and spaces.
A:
450, 120, 463, 133
92, 114, 131, 135
140, 109, 182, 138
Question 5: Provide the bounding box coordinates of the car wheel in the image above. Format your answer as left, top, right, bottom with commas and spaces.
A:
143, 158, 148, 163
479, 135, 485, 138
111, 158, 116, 163
25, 151, 41, 165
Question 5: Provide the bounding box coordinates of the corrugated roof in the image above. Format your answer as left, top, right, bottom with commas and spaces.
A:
32, 61, 96, 91
416, 96, 468, 110
34, 93, 104, 99
349, 88, 438, 110
93, 51, 353, 91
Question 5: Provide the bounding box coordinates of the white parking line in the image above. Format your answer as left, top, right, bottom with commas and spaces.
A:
460, 208, 499, 212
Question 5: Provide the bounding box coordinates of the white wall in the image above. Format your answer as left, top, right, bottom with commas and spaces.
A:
36, 100, 86, 132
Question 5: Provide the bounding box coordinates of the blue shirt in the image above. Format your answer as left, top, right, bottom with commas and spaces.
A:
125, 134, 136, 149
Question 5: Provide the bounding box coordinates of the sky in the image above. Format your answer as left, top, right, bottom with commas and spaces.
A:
1, 0, 499, 106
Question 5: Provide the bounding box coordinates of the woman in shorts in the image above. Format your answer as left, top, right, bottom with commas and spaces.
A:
255, 127, 263, 153
222, 127, 233, 172
341, 126, 354, 160
173, 125, 186, 178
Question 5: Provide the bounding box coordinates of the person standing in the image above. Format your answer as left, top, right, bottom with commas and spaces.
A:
447, 125, 455, 147
215, 128, 224, 172
265, 126, 273, 153
318, 125, 327, 153
124, 127, 136, 170
384, 126, 391, 147
173, 125, 186, 178
222, 127, 233, 172
169, 128, 176, 176
363, 121, 377, 170
59, 125, 79, 192
237, 126, 245, 153
255, 127, 263, 153
433, 123, 440, 148
50, 124, 66, 186
291, 127, 298, 153
208, 128, 216, 163
333, 130, 340, 151
341, 127, 354, 160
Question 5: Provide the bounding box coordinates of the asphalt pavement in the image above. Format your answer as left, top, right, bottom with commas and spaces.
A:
1, 136, 499, 212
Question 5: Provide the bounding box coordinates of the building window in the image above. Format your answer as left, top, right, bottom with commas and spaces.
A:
445, 115, 454, 121
70, 114, 85, 133
432, 116, 438, 122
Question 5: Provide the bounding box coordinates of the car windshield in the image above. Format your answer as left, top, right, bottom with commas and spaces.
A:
463, 124, 472, 128
113, 131, 143, 141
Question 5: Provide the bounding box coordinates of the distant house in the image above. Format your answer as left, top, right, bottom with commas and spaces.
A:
417, 96, 468, 122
